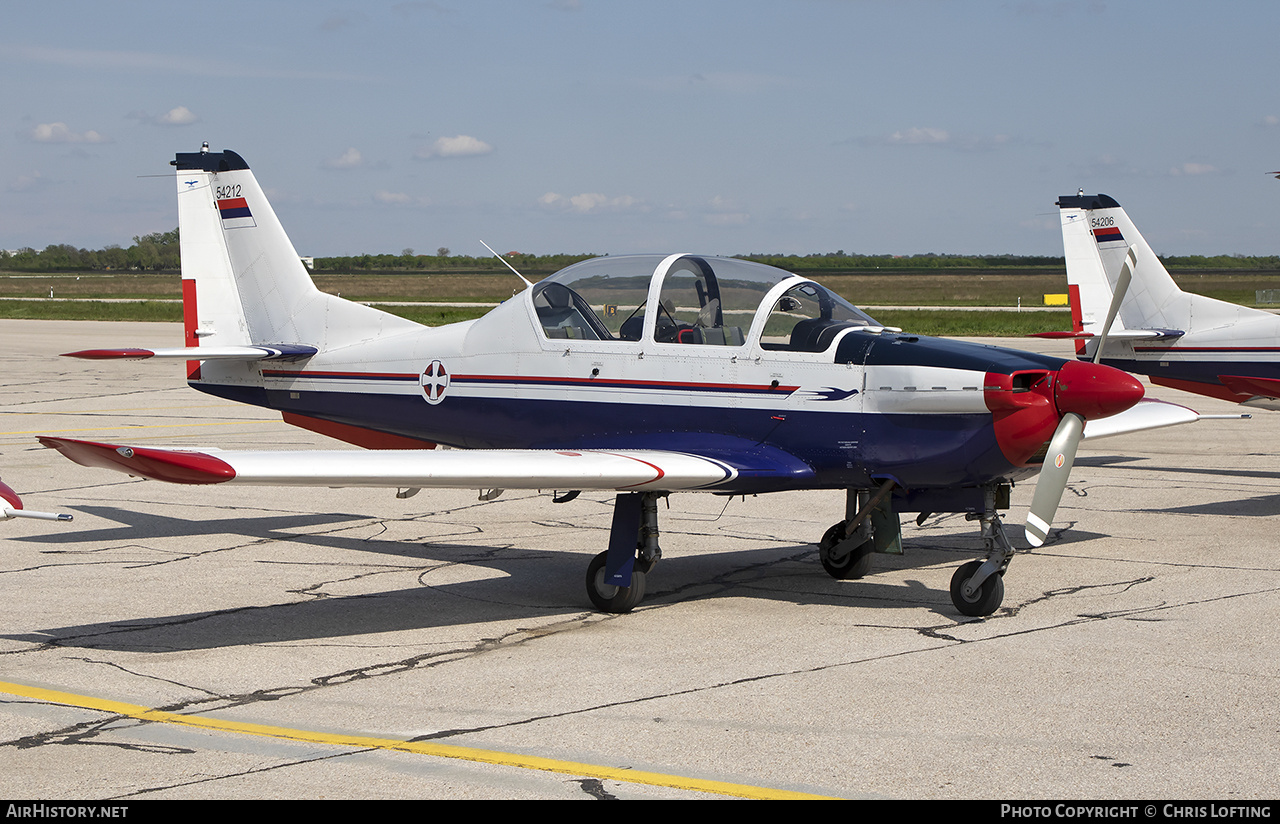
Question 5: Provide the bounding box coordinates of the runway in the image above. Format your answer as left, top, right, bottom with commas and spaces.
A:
1, 320, 1276, 799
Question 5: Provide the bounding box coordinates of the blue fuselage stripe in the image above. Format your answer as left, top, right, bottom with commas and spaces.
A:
193, 382, 1023, 493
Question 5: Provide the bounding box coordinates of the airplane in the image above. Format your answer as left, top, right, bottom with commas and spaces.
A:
1044, 192, 1280, 410
38, 146, 1200, 618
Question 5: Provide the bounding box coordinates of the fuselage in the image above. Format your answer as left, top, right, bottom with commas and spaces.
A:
1094, 313, 1280, 408
191, 254, 1084, 497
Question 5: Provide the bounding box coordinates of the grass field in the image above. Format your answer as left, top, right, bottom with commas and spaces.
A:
5, 265, 1277, 336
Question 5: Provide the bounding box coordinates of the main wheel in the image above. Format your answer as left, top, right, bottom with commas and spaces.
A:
818, 521, 874, 579
949, 560, 1004, 617
585, 551, 646, 613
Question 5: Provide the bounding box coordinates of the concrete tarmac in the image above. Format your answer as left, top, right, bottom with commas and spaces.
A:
0, 320, 1276, 800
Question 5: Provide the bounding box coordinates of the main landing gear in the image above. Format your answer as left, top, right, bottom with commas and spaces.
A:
585, 491, 661, 613
820, 483, 1014, 617
819, 480, 900, 581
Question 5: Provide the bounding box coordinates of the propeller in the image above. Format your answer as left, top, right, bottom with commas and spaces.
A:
1090, 247, 1136, 364
1025, 247, 1140, 547
1024, 411, 1083, 547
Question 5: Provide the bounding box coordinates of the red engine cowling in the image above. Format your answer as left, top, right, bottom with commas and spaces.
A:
985, 360, 1143, 467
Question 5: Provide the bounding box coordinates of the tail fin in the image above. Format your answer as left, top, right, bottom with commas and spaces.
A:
172, 148, 419, 364
1057, 193, 1280, 359
1057, 194, 1190, 351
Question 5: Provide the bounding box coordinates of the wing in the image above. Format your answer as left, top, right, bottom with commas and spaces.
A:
1081, 398, 1201, 440
37, 437, 757, 492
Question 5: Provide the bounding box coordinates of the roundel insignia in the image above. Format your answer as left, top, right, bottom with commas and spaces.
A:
420, 360, 450, 405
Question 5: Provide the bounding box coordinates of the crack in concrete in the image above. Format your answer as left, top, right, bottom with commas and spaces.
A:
9, 472, 1274, 795
108, 748, 361, 800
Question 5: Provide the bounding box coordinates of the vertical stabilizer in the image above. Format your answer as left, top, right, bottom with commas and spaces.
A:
1059, 194, 1278, 352
171, 147, 420, 365
1057, 193, 1190, 342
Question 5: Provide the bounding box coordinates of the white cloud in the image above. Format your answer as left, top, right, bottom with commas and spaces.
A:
1262, 115, 1279, 127
324, 147, 364, 169
414, 135, 493, 160
8, 171, 48, 193
157, 106, 198, 126
888, 127, 950, 145
126, 107, 199, 127
1169, 162, 1219, 176
374, 190, 413, 204
704, 195, 749, 226
26, 122, 108, 143
855, 127, 1028, 152
539, 192, 643, 214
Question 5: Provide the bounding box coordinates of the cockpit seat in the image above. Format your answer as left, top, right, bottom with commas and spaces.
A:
789, 318, 851, 352
677, 326, 744, 345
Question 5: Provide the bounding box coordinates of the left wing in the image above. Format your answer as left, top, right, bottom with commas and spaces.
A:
38, 437, 745, 492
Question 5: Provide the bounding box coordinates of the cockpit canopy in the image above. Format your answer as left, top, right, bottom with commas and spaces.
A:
531, 254, 881, 352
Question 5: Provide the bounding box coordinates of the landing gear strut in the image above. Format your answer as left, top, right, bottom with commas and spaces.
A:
951, 486, 1014, 617
585, 491, 662, 613
819, 480, 899, 580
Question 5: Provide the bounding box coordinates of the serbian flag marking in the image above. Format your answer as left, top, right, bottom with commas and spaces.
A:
1092, 226, 1124, 244
217, 197, 256, 229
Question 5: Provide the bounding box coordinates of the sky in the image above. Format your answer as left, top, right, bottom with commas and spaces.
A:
3, 0, 1280, 259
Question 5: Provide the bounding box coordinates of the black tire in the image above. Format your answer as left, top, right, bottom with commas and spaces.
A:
950, 560, 1004, 617
818, 521, 874, 580
585, 551, 646, 613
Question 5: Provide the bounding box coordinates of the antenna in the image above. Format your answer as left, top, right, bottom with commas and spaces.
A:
480, 240, 532, 288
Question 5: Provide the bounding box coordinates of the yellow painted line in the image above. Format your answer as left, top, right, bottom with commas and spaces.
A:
0, 680, 831, 799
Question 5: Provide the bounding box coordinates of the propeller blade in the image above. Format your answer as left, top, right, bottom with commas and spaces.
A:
1092, 247, 1136, 364
1024, 412, 1085, 547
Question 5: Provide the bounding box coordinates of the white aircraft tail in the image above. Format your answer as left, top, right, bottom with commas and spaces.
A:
1057, 193, 1274, 359
172, 147, 420, 378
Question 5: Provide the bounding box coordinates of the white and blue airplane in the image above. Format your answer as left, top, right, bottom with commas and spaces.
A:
1048, 192, 1280, 410
39, 147, 1197, 617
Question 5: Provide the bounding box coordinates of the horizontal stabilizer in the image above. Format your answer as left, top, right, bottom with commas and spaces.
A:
62, 344, 319, 361
1030, 329, 1184, 341
1081, 399, 1201, 440
38, 437, 743, 492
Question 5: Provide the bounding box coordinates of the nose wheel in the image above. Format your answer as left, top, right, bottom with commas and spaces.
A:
950, 560, 1005, 617
951, 498, 1014, 617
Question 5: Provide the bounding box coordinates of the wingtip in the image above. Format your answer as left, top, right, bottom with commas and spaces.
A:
61, 349, 156, 360
38, 436, 236, 484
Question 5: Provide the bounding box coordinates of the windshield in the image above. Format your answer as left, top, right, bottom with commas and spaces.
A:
531, 254, 880, 349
